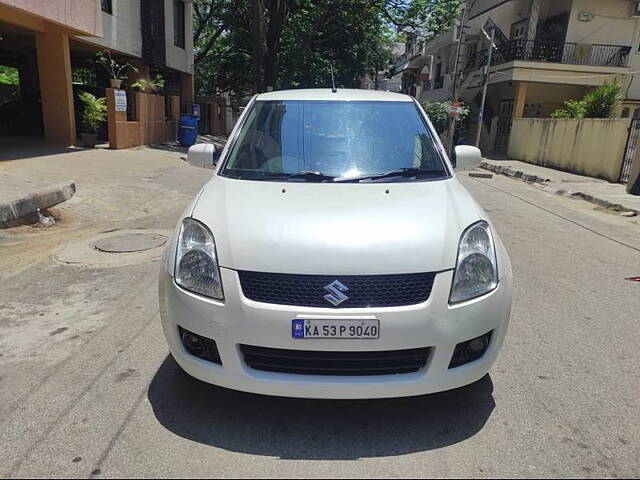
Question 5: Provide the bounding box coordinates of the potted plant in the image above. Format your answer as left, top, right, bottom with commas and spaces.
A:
131, 74, 166, 94
96, 49, 138, 89
78, 91, 107, 148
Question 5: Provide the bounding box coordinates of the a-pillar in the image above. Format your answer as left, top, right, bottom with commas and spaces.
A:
513, 81, 528, 119
35, 27, 76, 146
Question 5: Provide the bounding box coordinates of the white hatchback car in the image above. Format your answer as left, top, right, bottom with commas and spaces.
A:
159, 89, 512, 399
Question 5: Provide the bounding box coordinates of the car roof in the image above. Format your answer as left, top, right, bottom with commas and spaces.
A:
255, 88, 414, 102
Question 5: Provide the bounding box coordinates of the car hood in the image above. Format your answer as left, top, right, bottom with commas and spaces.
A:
191, 176, 484, 275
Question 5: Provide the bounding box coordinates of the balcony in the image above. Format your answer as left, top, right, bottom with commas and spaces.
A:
465, 40, 631, 77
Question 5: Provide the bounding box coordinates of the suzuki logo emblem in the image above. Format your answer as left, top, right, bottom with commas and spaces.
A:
323, 280, 350, 306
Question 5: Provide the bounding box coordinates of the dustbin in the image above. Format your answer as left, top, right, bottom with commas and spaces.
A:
178, 114, 199, 147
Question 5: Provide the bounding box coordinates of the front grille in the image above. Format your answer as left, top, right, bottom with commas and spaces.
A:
240, 345, 432, 376
238, 271, 436, 308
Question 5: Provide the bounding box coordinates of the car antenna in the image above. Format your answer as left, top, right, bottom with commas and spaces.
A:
330, 63, 337, 93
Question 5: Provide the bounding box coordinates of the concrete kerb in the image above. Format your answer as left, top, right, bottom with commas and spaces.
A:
0, 181, 76, 227
479, 161, 639, 215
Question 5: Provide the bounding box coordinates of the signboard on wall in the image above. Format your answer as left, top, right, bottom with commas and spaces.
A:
114, 90, 127, 112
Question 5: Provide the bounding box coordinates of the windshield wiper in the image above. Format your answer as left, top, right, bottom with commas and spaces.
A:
280, 171, 336, 182
333, 167, 444, 183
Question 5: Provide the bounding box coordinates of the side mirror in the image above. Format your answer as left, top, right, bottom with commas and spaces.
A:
187, 143, 219, 168
452, 145, 482, 171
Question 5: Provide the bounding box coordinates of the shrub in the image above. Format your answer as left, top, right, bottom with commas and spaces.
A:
583, 80, 623, 118
422, 100, 470, 134
78, 92, 107, 134
132, 75, 166, 94
550, 81, 622, 119
550, 100, 586, 119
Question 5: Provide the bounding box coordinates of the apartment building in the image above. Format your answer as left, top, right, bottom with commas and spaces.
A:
411, 0, 640, 153
0, 0, 193, 146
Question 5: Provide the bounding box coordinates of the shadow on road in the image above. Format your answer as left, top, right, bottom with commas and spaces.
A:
148, 355, 495, 460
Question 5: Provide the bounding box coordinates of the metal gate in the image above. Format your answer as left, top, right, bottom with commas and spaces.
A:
494, 117, 513, 154
493, 99, 514, 154
621, 118, 640, 183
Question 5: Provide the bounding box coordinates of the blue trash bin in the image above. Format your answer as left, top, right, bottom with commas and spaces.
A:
178, 114, 199, 147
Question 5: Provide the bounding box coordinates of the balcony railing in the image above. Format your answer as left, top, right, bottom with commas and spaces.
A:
464, 40, 631, 77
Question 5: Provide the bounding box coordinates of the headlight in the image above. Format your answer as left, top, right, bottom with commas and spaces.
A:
175, 218, 224, 300
449, 220, 498, 304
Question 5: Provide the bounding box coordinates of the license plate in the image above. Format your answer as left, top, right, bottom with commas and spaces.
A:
292, 319, 380, 339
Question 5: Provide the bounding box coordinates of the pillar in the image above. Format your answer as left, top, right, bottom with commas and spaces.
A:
513, 81, 528, 119
180, 72, 194, 112
106, 88, 127, 149
35, 27, 76, 146
526, 0, 540, 42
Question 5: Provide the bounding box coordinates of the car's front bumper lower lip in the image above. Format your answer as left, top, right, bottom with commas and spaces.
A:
159, 268, 512, 399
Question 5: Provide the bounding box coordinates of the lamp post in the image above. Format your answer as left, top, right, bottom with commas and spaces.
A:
475, 27, 495, 148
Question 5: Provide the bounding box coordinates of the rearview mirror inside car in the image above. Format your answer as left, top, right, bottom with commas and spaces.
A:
452, 145, 482, 171
187, 143, 219, 169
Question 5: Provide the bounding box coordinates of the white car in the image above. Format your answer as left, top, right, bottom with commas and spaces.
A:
159, 89, 512, 399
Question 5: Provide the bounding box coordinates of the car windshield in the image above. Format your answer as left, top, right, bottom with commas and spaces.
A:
220, 100, 449, 182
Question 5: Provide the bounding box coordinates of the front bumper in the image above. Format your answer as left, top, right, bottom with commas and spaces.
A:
159, 268, 512, 399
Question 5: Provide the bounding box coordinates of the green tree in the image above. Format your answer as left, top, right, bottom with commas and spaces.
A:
383, 0, 461, 40
192, 0, 459, 97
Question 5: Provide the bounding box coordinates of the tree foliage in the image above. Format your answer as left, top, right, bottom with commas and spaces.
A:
0, 66, 19, 85
193, 0, 461, 98
383, 0, 461, 40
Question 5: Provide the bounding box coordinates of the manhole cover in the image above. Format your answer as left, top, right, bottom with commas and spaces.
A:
93, 233, 167, 253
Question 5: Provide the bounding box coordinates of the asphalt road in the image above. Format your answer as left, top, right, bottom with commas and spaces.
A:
1, 166, 639, 478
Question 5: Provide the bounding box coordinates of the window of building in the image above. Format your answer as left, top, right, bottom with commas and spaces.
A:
101, 0, 113, 14
174, 0, 186, 49
510, 20, 527, 41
